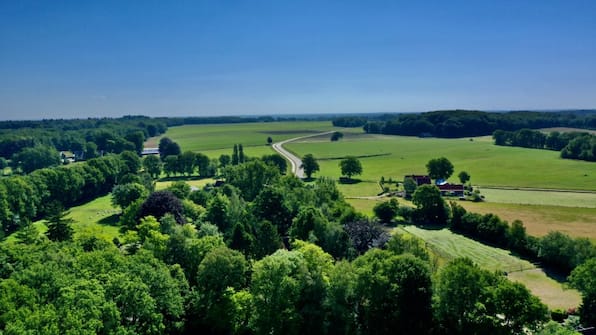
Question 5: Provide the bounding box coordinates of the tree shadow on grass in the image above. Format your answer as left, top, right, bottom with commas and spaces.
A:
98, 214, 120, 226
339, 177, 362, 184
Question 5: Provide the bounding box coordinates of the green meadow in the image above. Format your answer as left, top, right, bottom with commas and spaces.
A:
5, 195, 121, 244
151, 121, 336, 153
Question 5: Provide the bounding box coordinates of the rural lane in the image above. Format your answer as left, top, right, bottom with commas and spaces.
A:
272, 131, 335, 179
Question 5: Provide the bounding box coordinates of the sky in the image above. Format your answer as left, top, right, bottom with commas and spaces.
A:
1, 0, 595, 120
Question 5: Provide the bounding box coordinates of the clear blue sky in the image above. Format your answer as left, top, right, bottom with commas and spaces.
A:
1, 1, 595, 120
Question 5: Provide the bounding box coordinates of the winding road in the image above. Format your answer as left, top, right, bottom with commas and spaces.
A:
271, 131, 335, 179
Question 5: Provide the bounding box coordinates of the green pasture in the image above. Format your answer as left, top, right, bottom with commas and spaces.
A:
38, 195, 120, 242
154, 121, 336, 153
285, 132, 596, 194
156, 178, 216, 190
398, 226, 580, 310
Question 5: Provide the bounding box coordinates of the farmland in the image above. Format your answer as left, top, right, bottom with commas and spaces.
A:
151, 121, 595, 311
399, 226, 581, 310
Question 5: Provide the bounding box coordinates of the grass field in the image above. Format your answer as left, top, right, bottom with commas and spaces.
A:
285, 132, 596, 193
37, 196, 120, 242
147, 121, 336, 153
479, 188, 596, 208
399, 226, 581, 310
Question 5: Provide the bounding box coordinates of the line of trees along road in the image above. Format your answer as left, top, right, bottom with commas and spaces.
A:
2, 153, 592, 333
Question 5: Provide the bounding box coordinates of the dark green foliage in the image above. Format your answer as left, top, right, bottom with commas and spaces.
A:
45, 203, 74, 242
330, 131, 343, 141
143, 155, 162, 179
138, 190, 185, 224
354, 250, 433, 334
458, 171, 470, 184
364, 110, 595, 138
300, 153, 319, 179
262, 154, 287, 174
426, 157, 454, 181
412, 185, 450, 225
158, 137, 181, 159
373, 198, 399, 224
343, 217, 388, 254
219, 154, 231, 168
435, 258, 548, 334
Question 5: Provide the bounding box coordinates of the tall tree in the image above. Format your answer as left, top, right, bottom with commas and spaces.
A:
143, 155, 162, 179
426, 157, 454, 181
238, 144, 245, 163
569, 258, 596, 326
412, 184, 450, 225
301, 154, 320, 179
232, 144, 239, 165
339, 156, 362, 180
45, 203, 74, 242
158, 137, 181, 159
458, 171, 471, 184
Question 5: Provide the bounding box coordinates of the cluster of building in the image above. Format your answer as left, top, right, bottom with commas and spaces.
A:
404, 174, 465, 197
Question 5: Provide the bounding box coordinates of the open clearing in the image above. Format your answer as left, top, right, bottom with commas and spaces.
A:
6, 195, 121, 244
399, 226, 581, 310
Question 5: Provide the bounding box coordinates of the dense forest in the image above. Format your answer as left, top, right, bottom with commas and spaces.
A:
493, 129, 596, 162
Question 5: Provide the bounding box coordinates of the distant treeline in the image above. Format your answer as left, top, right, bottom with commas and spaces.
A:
333, 110, 596, 138
494, 129, 596, 162
0, 116, 167, 159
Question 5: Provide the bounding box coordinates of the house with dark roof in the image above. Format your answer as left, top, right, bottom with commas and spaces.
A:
437, 183, 465, 196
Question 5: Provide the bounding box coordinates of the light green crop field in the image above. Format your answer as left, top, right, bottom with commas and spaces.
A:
480, 188, 596, 208
399, 226, 581, 310
150, 121, 336, 153
285, 131, 596, 193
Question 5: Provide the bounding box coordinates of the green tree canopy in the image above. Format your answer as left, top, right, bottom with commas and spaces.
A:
301, 154, 320, 179
339, 156, 362, 180
426, 157, 454, 181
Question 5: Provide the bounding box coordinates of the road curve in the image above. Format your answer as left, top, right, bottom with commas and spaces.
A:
272, 131, 335, 178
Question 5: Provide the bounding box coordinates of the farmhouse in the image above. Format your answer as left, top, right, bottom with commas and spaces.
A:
404, 175, 431, 186
437, 183, 465, 196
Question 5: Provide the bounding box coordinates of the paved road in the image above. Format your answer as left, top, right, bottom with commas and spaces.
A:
272, 131, 335, 178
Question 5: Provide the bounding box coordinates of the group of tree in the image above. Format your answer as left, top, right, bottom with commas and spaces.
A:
0, 116, 167, 169
0, 152, 145, 239
493, 129, 596, 162
360, 110, 595, 138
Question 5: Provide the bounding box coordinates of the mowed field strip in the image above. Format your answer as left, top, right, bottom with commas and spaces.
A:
399, 226, 581, 310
